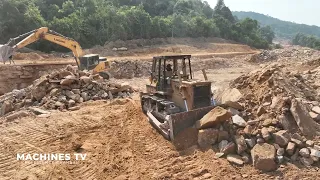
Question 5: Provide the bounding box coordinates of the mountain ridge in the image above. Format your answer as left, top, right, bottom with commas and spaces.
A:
232, 11, 320, 39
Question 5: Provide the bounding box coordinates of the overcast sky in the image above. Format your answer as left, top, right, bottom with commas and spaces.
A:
207, 0, 320, 26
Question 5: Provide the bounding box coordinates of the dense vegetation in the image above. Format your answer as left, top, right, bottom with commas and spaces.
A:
233, 11, 320, 39
292, 33, 320, 50
0, 0, 275, 52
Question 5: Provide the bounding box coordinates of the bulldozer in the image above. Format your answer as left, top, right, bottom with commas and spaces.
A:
0, 27, 111, 79
140, 55, 215, 140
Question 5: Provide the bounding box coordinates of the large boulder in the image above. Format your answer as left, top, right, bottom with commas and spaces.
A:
290, 99, 320, 137
217, 88, 244, 110
196, 106, 231, 129
251, 143, 277, 172
197, 129, 219, 148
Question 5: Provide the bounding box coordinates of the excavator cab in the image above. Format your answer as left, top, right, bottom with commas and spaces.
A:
79, 54, 110, 79
141, 55, 215, 140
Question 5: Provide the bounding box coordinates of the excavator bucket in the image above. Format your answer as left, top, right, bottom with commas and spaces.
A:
147, 106, 214, 141
0, 45, 13, 62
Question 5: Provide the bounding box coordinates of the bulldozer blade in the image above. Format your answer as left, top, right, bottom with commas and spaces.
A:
168, 106, 214, 140
147, 111, 170, 140
0, 45, 13, 62
145, 106, 214, 141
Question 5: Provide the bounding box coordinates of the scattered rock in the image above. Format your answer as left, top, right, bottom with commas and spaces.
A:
227, 154, 244, 166
299, 148, 310, 158
38, 114, 51, 118
227, 107, 239, 115
245, 138, 256, 148
311, 106, 320, 114
272, 130, 291, 147
232, 115, 247, 127
5, 111, 29, 121
257, 106, 267, 116
291, 138, 303, 147
29, 107, 50, 115
306, 140, 314, 147
261, 127, 271, 141
235, 135, 248, 154
310, 149, 320, 158
300, 157, 314, 166
277, 148, 285, 156
286, 142, 296, 156
198, 129, 219, 148
243, 125, 254, 135
218, 131, 229, 142
309, 111, 320, 121
251, 143, 277, 172
219, 140, 236, 155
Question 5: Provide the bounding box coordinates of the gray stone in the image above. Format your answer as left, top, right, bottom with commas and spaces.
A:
251, 143, 277, 172
300, 157, 314, 166
5, 111, 29, 121
286, 142, 296, 156
68, 100, 76, 107
257, 106, 267, 116
228, 107, 240, 115
1, 101, 13, 116
218, 131, 229, 142
310, 148, 320, 158
60, 78, 75, 86
235, 135, 248, 154
232, 115, 247, 127
261, 127, 271, 141
299, 148, 310, 158
198, 129, 219, 148
291, 138, 303, 147
257, 138, 265, 144
311, 106, 320, 114
81, 92, 89, 101
276, 156, 284, 164
309, 111, 320, 121
54, 101, 64, 107
69, 106, 80, 111
215, 153, 224, 158
219, 140, 236, 155
49, 88, 60, 96
306, 140, 314, 147
72, 89, 81, 94
241, 152, 250, 164
29, 107, 50, 115
277, 148, 285, 156
291, 150, 299, 161
227, 154, 244, 166
245, 138, 256, 148
272, 130, 291, 147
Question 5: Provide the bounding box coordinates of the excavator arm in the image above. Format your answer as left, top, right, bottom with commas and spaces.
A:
1, 27, 83, 67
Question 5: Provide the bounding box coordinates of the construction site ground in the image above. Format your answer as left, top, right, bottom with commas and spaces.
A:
0, 40, 319, 179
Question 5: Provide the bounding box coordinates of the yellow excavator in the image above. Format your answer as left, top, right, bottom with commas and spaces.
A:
0, 27, 111, 79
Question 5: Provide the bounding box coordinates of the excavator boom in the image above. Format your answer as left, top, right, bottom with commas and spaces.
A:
0, 27, 84, 67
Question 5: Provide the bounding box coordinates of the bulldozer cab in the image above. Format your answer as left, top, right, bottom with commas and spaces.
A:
150, 55, 193, 92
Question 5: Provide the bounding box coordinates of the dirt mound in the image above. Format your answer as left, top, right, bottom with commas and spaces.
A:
13, 52, 45, 60
109, 60, 150, 79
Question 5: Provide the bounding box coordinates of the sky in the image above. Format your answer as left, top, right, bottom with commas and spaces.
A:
207, 0, 320, 26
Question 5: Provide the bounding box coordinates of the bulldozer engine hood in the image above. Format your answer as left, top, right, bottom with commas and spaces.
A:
0, 45, 14, 62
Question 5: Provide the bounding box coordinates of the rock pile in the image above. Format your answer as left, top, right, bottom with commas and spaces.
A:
109, 60, 150, 79
249, 50, 278, 63
197, 63, 320, 171
0, 65, 134, 119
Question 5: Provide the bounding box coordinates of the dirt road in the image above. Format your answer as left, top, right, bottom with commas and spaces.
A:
0, 97, 318, 180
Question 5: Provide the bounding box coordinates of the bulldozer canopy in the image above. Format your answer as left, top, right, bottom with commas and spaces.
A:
0, 45, 13, 62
